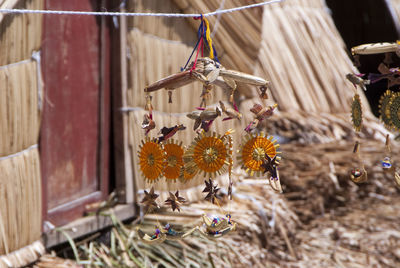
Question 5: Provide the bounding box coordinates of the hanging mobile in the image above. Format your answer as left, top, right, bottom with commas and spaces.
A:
350, 141, 368, 183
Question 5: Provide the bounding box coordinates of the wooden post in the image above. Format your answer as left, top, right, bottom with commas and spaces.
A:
111, 1, 135, 204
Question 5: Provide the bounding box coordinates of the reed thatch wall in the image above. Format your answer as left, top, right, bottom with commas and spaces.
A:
0, 147, 42, 255
0, 0, 43, 266
124, 0, 382, 201
0, 61, 41, 157
0, 0, 43, 66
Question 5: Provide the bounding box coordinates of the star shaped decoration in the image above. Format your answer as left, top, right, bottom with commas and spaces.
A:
261, 154, 278, 178
140, 187, 159, 212
164, 191, 186, 212
202, 179, 220, 204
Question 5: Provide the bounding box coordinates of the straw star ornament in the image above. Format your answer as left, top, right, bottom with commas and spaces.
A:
202, 179, 220, 204
140, 187, 159, 212
165, 191, 186, 212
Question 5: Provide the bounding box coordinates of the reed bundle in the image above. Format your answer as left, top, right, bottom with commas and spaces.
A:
0, 0, 43, 66
0, 61, 40, 157
0, 147, 42, 257
0, 240, 44, 268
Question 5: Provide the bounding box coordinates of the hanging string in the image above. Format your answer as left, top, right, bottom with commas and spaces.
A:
0, 0, 283, 17
189, 15, 206, 72
184, 14, 219, 72
202, 18, 214, 59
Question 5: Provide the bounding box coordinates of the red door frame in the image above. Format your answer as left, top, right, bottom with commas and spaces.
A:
40, 0, 111, 227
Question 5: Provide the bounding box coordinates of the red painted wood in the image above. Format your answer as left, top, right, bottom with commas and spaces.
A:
41, 0, 110, 227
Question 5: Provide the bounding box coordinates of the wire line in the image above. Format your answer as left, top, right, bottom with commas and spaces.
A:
0, 0, 283, 17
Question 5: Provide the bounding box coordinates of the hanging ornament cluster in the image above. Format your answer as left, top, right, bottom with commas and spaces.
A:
347, 41, 400, 185
138, 138, 186, 182
136, 15, 281, 244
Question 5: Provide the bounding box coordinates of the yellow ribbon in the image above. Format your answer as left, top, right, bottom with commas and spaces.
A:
203, 17, 214, 59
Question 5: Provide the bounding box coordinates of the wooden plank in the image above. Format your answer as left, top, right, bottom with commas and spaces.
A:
43, 204, 135, 248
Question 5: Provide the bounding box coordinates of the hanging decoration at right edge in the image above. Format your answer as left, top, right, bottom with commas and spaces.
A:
351, 93, 363, 132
